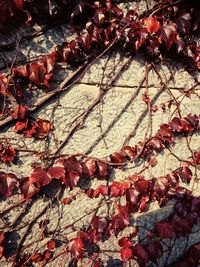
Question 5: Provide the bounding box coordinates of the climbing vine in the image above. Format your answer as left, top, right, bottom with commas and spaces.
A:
0, 0, 200, 266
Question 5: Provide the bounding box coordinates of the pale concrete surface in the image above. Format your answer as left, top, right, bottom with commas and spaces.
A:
0, 1, 200, 267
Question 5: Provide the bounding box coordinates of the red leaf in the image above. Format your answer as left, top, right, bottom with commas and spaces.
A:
62, 197, 72, 205
31, 167, 50, 187
98, 185, 108, 196
126, 188, 139, 206
42, 250, 52, 262
68, 237, 84, 259
93, 261, 103, 267
91, 216, 107, 233
1, 145, 16, 163
120, 247, 133, 261
34, 119, 53, 139
146, 241, 163, 263
47, 166, 65, 180
133, 244, 149, 266
31, 253, 42, 263
47, 240, 56, 250
14, 119, 29, 133
0, 172, 17, 197
123, 146, 136, 160
82, 158, 96, 177
20, 177, 40, 200
0, 0, 25, 26
110, 181, 129, 197
134, 179, 149, 195
172, 218, 191, 237
0, 75, 9, 96
96, 161, 109, 178
12, 104, 28, 120
0, 246, 3, 259
78, 31, 91, 50
147, 137, 164, 152
139, 195, 150, 212
194, 151, 200, 164
64, 156, 82, 174
156, 222, 175, 239
0, 232, 4, 259
22, 122, 37, 137
143, 17, 160, 33
170, 117, 183, 132
158, 124, 172, 137
66, 171, 80, 189
160, 21, 177, 49
176, 166, 192, 183
12, 65, 28, 78
118, 237, 133, 248
110, 152, 124, 163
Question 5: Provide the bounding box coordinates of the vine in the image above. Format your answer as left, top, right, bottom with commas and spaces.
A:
0, 0, 200, 266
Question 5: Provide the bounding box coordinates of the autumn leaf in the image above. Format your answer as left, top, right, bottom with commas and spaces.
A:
12, 104, 28, 120
146, 241, 163, 263
96, 161, 110, 178
47, 240, 56, 250
176, 166, 192, 183
160, 21, 177, 49
30, 167, 51, 186
1, 145, 16, 163
34, 119, 53, 139
0, 172, 18, 197
91, 216, 107, 233
47, 166, 65, 180
118, 237, 133, 248
133, 243, 149, 266
120, 247, 133, 261
156, 222, 176, 239
0, 75, 10, 96
20, 177, 40, 200
68, 237, 84, 259
143, 17, 160, 33
82, 158, 96, 177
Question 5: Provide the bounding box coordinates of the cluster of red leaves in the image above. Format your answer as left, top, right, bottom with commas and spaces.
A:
65, 189, 200, 266
12, 104, 52, 139
1, 113, 198, 200
155, 191, 200, 246
110, 114, 199, 165
20, 156, 109, 199
12, 53, 57, 88
0, 1, 200, 266
13, 240, 56, 267
1, 0, 199, 120
0, 52, 57, 109
119, 238, 163, 265
0, 142, 16, 163
66, 206, 130, 260
0, 0, 94, 29
87, 164, 194, 213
